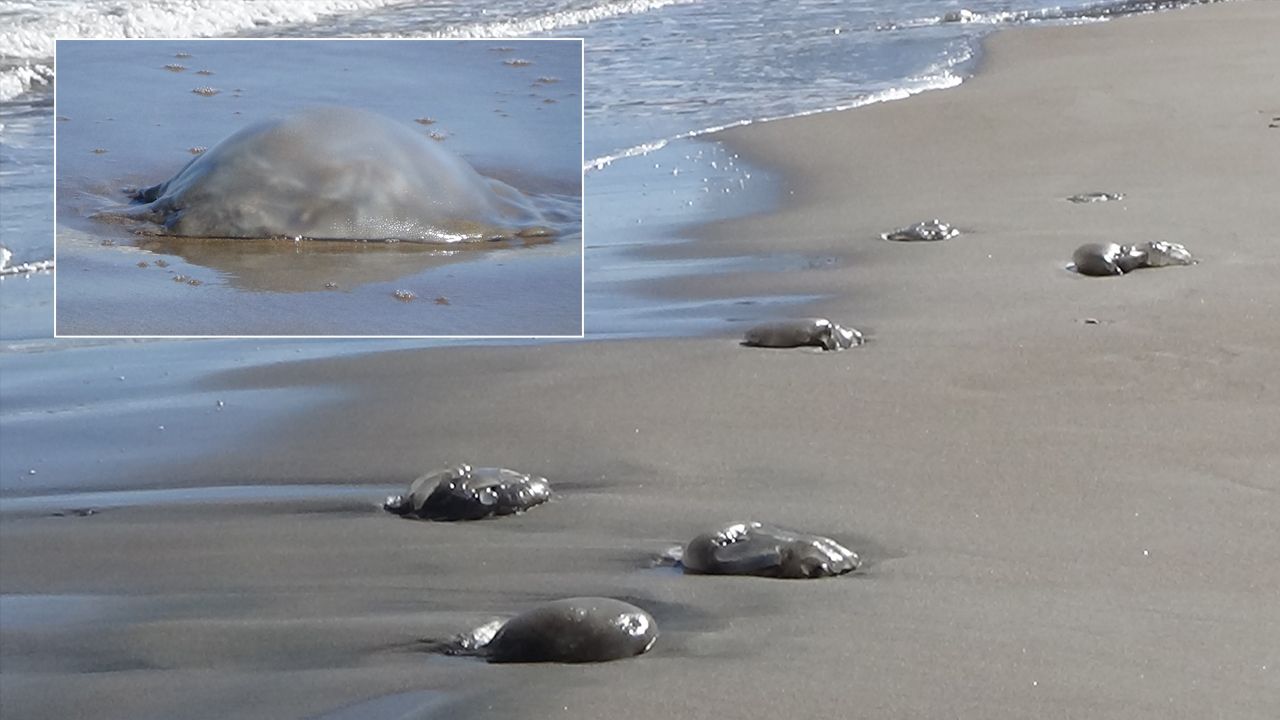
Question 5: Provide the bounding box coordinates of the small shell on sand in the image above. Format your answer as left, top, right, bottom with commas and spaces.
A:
163, 64, 186, 72
1066, 192, 1125, 203
188, 146, 207, 155
393, 289, 417, 301
881, 219, 959, 242
50, 508, 98, 518
191, 87, 220, 97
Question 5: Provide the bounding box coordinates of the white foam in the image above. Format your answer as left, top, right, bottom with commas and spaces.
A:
583, 72, 963, 173
0, 0, 403, 101
0, 60, 54, 101
882, 0, 1217, 32
409, 0, 699, 39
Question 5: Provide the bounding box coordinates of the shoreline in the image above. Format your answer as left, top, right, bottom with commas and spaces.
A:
686, 0, 1280, 333
4, 3, 1280, 719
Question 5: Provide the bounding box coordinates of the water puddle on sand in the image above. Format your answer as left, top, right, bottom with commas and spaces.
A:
586, 137, 842, 339
0, 591, 267, 630
0, 339, 352, 497
0, 483, 397, 515
0, 594, 132, 629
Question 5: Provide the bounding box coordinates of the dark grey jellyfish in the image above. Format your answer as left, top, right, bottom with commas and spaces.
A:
442, 597, 658, 664
682, 521, 860, 579
1071, 240, 1195, 276
741, 318, 863, 351
383, 464, 551, 521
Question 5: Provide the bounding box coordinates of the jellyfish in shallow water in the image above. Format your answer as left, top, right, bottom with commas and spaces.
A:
105, 107, 551, 243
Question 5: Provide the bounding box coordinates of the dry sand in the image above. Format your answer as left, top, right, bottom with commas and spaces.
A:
3, 2, 1278, 718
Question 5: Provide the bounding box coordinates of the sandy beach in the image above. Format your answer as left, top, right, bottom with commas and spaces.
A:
3, 2, 1279, 718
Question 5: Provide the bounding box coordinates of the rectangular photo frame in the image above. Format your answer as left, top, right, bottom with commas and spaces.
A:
53, 38, 583, 338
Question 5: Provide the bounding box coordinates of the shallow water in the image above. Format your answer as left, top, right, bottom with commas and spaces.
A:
1, 0, 1224, 344
580, 134, 820, 337
53, 38, 582, 337
0, 483, 394, 514
0, 338, 355, 494
306, 690, 449, 720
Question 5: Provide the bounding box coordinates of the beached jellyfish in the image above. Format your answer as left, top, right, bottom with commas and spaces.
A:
102, 107, 551, 244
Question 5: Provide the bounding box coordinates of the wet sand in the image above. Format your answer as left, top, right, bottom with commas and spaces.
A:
4, 3, 1279, 718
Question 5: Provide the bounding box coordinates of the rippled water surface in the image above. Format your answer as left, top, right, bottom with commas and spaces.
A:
2, 0, 1222, 342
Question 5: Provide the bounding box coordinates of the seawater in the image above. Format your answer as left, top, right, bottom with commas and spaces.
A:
2, 0, 1223, 342
0, 0, 1224, 494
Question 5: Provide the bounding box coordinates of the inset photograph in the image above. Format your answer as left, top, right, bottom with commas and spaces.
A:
55, 39, 582, 337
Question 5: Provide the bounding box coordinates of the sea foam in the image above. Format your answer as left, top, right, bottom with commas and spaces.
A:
0, 0, 402, 101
